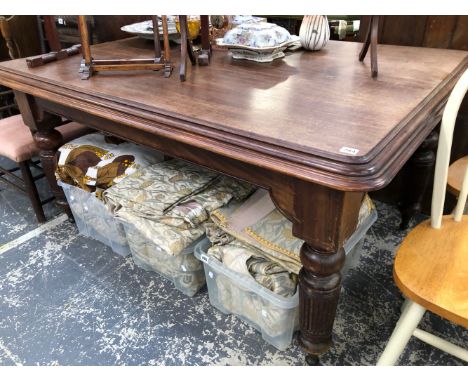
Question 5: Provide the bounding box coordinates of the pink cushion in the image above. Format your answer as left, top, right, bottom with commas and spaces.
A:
0, 115, 91, 162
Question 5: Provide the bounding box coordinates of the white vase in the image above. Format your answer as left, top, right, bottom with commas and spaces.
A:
299, 15, 330, 51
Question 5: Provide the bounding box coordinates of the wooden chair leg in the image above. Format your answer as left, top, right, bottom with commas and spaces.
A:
187, 39, 197, 65
18, 160, 46, 223
377, 300, 426, 365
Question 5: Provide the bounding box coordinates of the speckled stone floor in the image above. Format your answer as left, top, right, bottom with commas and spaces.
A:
0, 158, 466, 365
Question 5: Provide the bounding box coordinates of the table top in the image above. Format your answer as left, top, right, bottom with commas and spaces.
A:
0, 38, 466, 191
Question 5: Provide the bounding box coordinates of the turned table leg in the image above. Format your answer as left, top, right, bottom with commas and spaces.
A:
287, 181, 364, 363
14, 91, 73, 219
400, 130, 438, 229
298, 244, 346, 356
34, 128, 73, 219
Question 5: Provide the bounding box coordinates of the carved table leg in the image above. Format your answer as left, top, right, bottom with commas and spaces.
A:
34, 128, 72, 219
400, 130, 439, 229
286, 181, 364, 362
14, 91, 72, 219
298, 243, 345, 356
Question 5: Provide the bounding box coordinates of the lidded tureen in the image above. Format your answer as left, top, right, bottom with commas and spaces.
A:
217, 22, 299, 62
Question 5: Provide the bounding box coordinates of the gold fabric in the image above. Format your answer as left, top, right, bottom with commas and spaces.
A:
103, 159, 256, 256
55, 132, 163, 193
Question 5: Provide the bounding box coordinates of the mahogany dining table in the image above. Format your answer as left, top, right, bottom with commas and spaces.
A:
0, 36, 466, 363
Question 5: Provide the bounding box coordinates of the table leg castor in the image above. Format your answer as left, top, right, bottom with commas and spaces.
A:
305, 354, 320, 366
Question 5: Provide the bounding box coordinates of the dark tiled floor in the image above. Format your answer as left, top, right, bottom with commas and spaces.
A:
0, 174, 466, 365
0, 157, 61, 244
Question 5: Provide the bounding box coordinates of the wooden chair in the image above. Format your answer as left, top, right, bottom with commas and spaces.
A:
377, 70, 468, 365
0, 115, 91, 222
0, 15, 43, 59
0, 15, 91, 223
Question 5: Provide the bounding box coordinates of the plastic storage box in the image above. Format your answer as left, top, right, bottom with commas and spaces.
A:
194, 209, 378, 350
122, 221, 206, 297
59, 181, 130, 256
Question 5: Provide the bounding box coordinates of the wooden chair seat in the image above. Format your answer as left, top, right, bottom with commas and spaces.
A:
448, 156, 468, 196
0, 114, 90, 162
394, 215, 468, 328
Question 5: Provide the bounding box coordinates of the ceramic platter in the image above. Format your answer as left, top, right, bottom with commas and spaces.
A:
121, 18, 180, 42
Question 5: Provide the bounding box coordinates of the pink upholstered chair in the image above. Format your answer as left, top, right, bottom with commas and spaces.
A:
0, 114, 90, 222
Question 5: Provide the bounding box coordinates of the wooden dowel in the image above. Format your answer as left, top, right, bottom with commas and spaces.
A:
162, 15, 170, 61
0, 104, 17, 112
27, 44, 82, 68
200, 15, 210, 51
92, 58, 161, 65
77, 15, 92, 65
152, 16, 162, 60
56, 44, 81, 60
93, 63, 165, 71
179, 15, 188, 81
0, 176, 27, 193
453, 166, 468, 222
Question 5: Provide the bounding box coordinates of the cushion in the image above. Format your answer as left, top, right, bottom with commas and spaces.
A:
0, 114, 91, 162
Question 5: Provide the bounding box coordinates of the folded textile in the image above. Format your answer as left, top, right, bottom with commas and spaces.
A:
103, 159, 256, 256
205, 238, 299, 339
125, 222, 205, 297
209, 189, 375, 274
210, 270, 298, 339
207, 239, 297, 298
55, 132, 163, 193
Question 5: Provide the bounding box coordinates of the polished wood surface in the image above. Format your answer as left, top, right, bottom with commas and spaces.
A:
394, 216, 468, 328
448, 156, 468, 195
0, 38, 466, 190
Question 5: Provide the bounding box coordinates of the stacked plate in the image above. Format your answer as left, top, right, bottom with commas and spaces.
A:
120, 16, 179, 41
